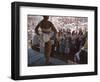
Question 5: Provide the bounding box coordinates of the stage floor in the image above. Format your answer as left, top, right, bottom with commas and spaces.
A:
28, 48, 77, 66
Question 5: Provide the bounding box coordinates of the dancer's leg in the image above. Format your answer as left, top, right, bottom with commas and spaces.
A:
44, 40, 52, 64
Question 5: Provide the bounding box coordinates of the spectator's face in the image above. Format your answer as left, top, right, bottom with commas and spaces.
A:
43, 16, 49, 21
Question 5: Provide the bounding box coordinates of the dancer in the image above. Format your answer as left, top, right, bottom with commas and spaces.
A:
35, 16, 57, 64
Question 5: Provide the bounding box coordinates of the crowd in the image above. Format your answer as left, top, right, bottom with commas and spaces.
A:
51, 28, 87, 64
